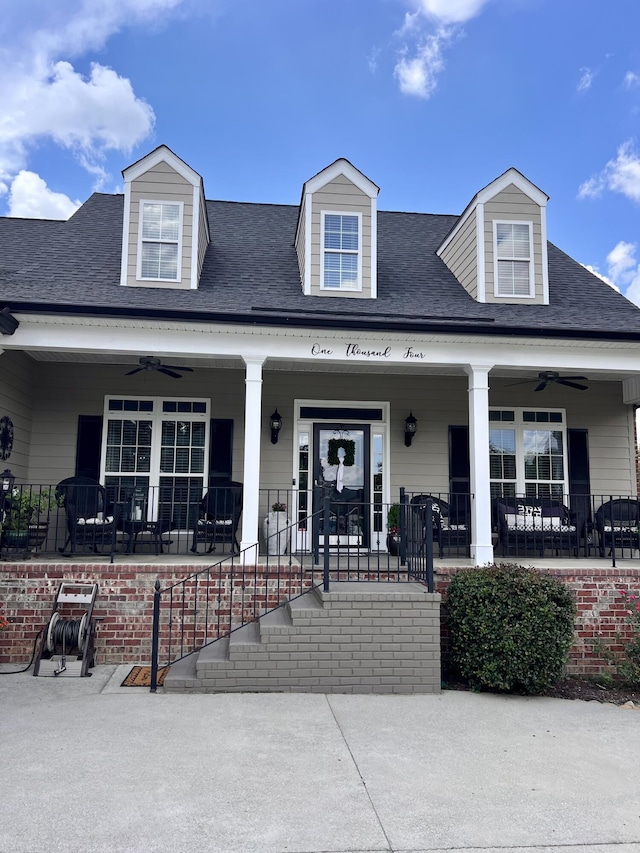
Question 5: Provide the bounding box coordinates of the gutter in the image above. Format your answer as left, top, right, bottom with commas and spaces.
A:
4, 300, 640, 344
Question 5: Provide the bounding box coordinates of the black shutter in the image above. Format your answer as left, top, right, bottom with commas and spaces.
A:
448, 425, 470, 495
567, 428, 591, 528
449, 425, 470, 523
75, 415, 103, 481
567, 429, 590, 495
209, 419, 233, 483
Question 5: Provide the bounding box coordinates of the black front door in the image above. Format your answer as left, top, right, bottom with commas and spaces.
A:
313, 424, 370, 547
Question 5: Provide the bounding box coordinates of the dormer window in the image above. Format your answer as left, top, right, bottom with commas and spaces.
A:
494, 221, 533, 298
138, 201, 183, 282
321, 212, 362, 291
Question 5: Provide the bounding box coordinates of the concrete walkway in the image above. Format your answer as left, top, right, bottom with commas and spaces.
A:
0, 664, 638, 853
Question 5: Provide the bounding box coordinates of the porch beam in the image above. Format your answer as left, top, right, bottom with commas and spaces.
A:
240, 356, 265, 552
465, 364, 494, 566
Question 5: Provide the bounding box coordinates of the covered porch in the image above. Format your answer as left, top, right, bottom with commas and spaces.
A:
1, 316, 640, 568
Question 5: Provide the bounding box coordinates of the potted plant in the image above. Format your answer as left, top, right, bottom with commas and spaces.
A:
2, 486, 55, 551
387, 503, 401, 556
262, 501, 290, 557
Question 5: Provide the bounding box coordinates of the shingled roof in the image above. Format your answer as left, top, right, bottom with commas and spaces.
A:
1, 193, 639, 339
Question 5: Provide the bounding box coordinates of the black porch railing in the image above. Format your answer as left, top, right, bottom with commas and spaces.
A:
149, 502, 438, 690
2, 482, 640, 567
491, 492, 640, 564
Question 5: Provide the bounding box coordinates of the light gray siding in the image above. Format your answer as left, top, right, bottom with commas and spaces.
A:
126, 162, 195, 290
0, 351, 35, 481
484, 186, 544, 304
295, 194, 307, 293
489, 378, 635, 495
309, 175, 373, 299
196, 184, 209, 279
13, 364, 636, 505
439, 208, 478, 299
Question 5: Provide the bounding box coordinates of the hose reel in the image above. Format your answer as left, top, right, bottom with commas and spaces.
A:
34, 583, 98, 677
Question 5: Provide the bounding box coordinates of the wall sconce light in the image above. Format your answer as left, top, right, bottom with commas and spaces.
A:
269, 409, 283, 444
1, 468, 15, 493
404, 412, 417, 447
1, 469, 15, 514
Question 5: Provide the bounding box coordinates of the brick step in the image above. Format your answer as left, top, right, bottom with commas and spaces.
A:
259, 605, 293, 642
288, 588, 325, 622
164, 582, 441, 695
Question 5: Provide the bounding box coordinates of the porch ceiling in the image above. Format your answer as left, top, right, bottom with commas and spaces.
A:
22, 350, 636, 381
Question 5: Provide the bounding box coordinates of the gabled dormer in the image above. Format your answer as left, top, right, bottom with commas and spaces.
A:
295, 159, 379, 299
437, 168, 549, 305
120, 145, 210, 290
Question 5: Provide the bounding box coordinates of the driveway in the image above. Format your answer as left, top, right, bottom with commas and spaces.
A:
0, 664, 638, 853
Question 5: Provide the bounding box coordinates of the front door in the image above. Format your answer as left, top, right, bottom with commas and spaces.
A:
313, 424, 370, 547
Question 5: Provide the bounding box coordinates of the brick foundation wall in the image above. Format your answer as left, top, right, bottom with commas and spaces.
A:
435, 566, 640, 676
0, 562, 314, 665
1, 562, 639, 676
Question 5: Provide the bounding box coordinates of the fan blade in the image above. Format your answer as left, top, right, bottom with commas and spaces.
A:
163, 365, 193, 373
505, 379, 533, 387
125, 367, 144, 376
557, 379, 588, 391
158, 367, 183, 379
557, 375, 587, 381
534, 380, 549, 392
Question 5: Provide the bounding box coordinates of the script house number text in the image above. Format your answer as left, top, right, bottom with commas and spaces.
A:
310, 342, 427, 360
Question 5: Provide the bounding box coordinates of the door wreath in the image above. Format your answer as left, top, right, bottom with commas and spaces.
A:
327, 438, 355, 467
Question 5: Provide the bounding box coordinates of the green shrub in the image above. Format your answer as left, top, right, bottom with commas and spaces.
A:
446, 564, 576, 694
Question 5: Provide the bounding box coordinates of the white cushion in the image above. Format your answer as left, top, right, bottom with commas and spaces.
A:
76, 515, 114, 526
505, 514, 573, 532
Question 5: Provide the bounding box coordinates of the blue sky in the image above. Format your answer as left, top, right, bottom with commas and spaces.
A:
1, 0, 640, 302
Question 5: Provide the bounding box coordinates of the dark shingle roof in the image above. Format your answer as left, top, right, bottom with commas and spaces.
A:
1, 193, 640, 339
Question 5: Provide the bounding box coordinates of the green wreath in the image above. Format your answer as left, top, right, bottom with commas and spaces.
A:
327, 438, 355, 467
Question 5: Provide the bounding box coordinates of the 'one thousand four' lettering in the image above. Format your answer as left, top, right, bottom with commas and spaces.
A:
311, 343, 427, 359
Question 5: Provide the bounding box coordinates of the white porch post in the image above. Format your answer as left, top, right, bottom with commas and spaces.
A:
465, 364, 494, 566
240, 356, 265, 552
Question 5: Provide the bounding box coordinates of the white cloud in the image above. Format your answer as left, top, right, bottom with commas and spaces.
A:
624, 71, 640, 88
581, 263, 618, 291
412, 0, 489, 25
0, 0, 188, 216
577, 67, 594, 93
394, 31, 447, 99
8, 171, 80, 219
393, 0, 488, 100
578, 140, 640, 203
605, 240, 640, 306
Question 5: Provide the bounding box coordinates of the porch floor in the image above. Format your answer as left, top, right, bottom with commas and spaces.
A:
2, 551, 636, 570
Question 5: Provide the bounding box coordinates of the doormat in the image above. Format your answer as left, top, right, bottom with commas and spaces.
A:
121, 665, 169, 687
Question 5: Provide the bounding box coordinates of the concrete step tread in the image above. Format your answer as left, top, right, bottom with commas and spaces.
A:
197, 638, 230, 661
289, 589, 324, 616
164, 653, 197, 687
229, 621, 261, 646
260, 607, 293, 627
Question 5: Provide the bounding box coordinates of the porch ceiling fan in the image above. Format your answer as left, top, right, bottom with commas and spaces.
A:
125, 356, 194, 380
509, 371, 589, 392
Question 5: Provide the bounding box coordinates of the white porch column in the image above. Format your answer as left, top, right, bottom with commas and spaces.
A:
465, 364, 494, 566
240, 356, 265, 552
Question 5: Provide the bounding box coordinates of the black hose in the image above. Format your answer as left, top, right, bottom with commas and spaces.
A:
0, 629, 43, 674
50, 618, 82, 653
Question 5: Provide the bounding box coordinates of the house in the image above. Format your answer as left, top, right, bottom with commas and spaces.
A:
1, 143, 640, 571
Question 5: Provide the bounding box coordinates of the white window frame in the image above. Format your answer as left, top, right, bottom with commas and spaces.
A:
493, 220, 534, 298
489, 407, 568, 498
136, 200, 184, 283
100, 395, 210, 521
320, 210, 362, 292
